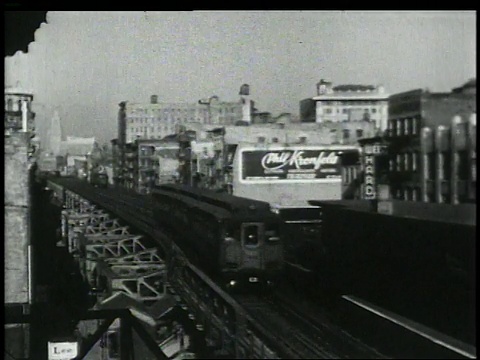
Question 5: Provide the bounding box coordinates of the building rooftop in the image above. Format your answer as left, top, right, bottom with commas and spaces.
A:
332, 84, 377, 92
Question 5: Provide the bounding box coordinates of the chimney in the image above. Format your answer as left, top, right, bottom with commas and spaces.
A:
316, 79, 332, 95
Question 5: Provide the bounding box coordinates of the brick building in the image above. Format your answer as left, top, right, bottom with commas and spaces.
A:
386, 80, 476, 203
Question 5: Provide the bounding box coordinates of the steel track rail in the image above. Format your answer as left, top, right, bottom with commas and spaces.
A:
269, 294, 389, 359
237, 295, 345, 359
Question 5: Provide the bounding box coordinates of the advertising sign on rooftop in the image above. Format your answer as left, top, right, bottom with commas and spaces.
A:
240, 148, 343, 183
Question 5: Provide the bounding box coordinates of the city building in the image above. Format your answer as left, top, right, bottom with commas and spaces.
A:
300, 79, 389, 133
5, 86, 37, 360
111, 138, 124, 187
173, 121, 371, 199
5, 87, 35, 136
123, 95, 244, 144
123, 142, 138, 191
385, 79, 476, 203
199, 121, 376, 147
136, 139, 179, 194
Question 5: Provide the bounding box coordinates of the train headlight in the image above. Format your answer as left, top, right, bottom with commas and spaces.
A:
229, 280, 237, 287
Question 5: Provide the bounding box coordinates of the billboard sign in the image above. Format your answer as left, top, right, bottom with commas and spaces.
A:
240, 148, 343, 182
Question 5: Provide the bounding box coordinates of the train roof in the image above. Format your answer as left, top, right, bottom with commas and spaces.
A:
153, 184, 273, 214
153, 186, 231, 220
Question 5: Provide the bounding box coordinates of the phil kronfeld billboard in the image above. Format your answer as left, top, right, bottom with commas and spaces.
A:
239, 147, 344, 182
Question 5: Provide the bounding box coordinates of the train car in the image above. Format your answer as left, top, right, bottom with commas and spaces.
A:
90, 167, 109, 188
151, 184, 284, 290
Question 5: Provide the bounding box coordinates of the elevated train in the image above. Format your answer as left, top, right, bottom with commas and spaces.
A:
90, 166, 109, 188
152, 184, 284, 290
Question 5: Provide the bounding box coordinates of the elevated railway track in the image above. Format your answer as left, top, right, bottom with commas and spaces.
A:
45, 177, 475, 359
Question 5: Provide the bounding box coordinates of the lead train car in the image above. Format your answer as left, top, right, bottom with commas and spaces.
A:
152, 184, 284, 289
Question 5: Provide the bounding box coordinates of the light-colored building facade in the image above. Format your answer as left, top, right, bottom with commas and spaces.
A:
300, 79, 389, 133
193, 121, 376, 146
124, 95, 244, 144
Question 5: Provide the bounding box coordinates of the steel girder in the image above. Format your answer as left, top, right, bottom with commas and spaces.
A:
50, 180, 281, 359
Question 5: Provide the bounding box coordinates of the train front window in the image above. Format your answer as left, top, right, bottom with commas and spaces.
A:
243, 224, 259, 246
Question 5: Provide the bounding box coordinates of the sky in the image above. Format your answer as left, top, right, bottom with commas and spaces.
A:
4, 11, 476, 145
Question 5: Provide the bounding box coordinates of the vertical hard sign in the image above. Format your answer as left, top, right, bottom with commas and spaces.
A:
363, 144, 383, 200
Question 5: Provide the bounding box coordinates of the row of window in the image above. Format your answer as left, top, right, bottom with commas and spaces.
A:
392, 185, 472, 203
390, 152, 471, 180
5, 98, 32, 112
388, 117, 419, 137
342, 129, 364, 139
129, 117, 202, 123
129, 126, 174, 133
389, 152, 419, 172
324, 107, 379, 114
128, 116, 235, 125
343, 166, 359, 184
130, 107, 239, 115
393, 187, 421, 201
319, 100, 384, 106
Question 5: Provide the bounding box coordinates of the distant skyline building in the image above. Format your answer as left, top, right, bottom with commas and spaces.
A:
300, 79, 389, 133
44, 109, 62, 155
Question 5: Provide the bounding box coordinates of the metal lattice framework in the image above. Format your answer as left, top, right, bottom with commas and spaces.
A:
54, 181, 281, 358
105, 249, 164, 264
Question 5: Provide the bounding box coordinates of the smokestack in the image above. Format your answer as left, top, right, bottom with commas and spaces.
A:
21, 100, 28, 132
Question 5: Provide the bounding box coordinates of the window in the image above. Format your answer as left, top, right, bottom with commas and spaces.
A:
325, 108, 332, 114
243, 225, 259, 246
342, 108, 348, 114
396, 119, 402, 136
356, 129, 364, 138
404, 153, 409, 171
372, 108, 377, 113
343, 129, 350, 140
404, 119, 410, 135
412, 188, 418, 201
390, 120, 396, 136
272, 137, 279, 143
412, 152, 417, 171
